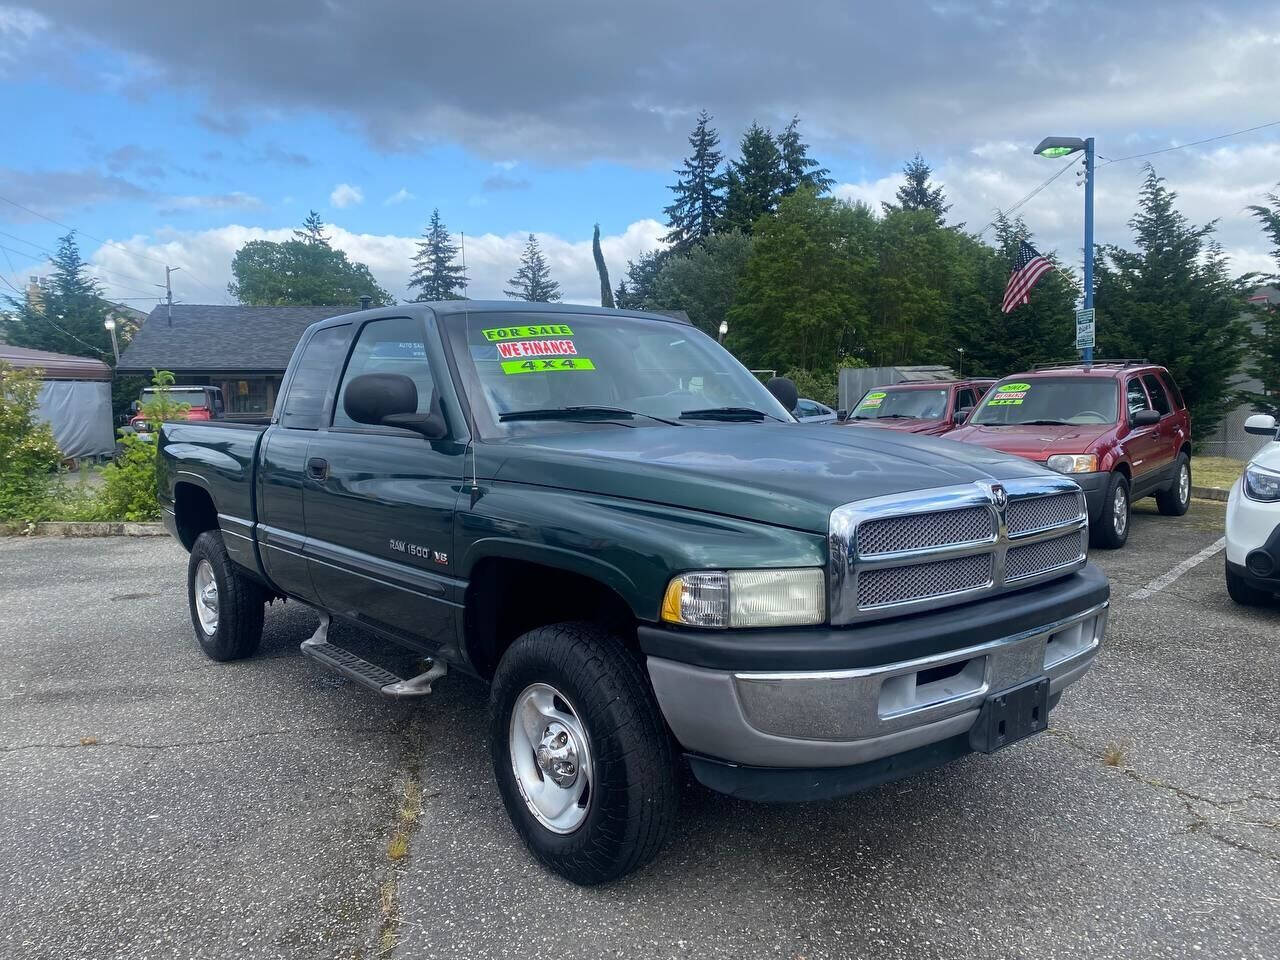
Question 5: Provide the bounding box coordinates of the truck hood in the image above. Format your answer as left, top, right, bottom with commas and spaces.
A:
945, 422, 1112, 461
844, 417, 947, 435
487, 423, 1057, 534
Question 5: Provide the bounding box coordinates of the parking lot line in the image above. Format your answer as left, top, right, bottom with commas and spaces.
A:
1127, 536, 1226, 600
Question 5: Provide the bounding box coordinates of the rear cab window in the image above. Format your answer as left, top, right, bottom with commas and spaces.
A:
279, 325, 351, 429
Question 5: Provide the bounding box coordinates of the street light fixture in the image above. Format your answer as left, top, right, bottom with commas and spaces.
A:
718, 320, 728, 344
1033, 135, 1095, 366
104, 317, 120, 365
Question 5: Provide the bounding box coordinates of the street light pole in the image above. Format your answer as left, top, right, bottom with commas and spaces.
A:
1082, 137, 1095, 367
104, 318, 120, 365
718, 320, 728, 344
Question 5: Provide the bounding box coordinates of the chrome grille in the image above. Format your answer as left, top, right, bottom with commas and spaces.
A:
1007, 492, 1082, 535
857, 553, 992, 608
856, 506, 994, 556
1007, 530, 1087, 581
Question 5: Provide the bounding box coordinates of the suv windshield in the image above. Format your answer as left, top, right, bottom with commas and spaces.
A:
851, 388, 948, 420
142, 389, 209, 407
970, 377, 1118, 425
444, 312, 792, 431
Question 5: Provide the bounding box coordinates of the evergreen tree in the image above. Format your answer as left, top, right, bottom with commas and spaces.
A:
504, 234, 561, 302
294, 210, 330, 245
0, 232, 112, 361
407, 208, 467, 301
592, 223, 615, 308
883, 154, 951, 222
777, 116, 833, 196
1237, 186, 1280, 414
722, 122, 785, 235
614, 250, 667, 309
1095, 165, 1248, 437
649, 231, 754, 339
663, 111, 726, 254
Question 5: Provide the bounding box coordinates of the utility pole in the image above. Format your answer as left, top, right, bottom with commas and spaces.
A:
460, 231, 467, 297
1033, 135, 1096, 367
160, 266, 180, 326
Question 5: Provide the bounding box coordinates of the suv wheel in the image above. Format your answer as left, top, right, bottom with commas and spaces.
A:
187, 530, 265, 661
1226, 562, 1272, 607
1156, 453, 1191, 516
490, 622, 677, 885
1091, 472, 1130, 549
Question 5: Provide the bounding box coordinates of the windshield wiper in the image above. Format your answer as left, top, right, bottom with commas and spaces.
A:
499, 405, 680, 426
679, 406, 780, 422
1015, 419, 1070, 426
875, 413, 915, 419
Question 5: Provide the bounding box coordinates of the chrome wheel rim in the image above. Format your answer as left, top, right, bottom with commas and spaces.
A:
194, 560, 219, 635
509, 682, 593, 834
1113, 486, 1128, 536
1178, 464, 1190, 504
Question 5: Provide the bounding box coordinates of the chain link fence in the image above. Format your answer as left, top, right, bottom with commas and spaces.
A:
1199, 402, 1272, 461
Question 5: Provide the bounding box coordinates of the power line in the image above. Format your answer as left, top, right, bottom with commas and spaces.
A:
978, 155, 1082, 237
1099, 119, 1280, 165
0, 235, 179, 300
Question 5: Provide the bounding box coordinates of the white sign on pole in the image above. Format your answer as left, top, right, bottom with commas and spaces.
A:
1075, 308, 1095, 350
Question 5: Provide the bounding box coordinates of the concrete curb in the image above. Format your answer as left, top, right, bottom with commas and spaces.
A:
1192, 485, 1230, 503
1, 521, 167, 538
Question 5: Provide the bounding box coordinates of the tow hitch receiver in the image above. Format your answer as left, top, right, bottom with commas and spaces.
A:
968, 676, 1050, 754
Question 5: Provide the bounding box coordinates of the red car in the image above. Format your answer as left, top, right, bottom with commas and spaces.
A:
841, 379, 996, 436
947, 361, 1192, 548
129, 385, 225, 439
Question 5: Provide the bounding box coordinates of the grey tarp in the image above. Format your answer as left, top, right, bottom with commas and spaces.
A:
36, 380, 115, 457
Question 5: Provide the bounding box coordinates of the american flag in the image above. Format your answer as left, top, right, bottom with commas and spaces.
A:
1001, 240, 1054, 314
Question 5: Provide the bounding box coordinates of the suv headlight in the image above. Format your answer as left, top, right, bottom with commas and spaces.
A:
660, 569, 826, 628
1046, 454, 1098, 474
1244, 462, 1280, 502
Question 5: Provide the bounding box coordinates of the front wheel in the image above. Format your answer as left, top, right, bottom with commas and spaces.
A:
489, 622, 678, 885
1090, 472, 1131, 549
187, 530, 265, 661
1156, 453, 1191, 516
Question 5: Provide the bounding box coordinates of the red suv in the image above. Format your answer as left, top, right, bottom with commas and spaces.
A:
947, 361, 1191, 548
840, 379, 996, 436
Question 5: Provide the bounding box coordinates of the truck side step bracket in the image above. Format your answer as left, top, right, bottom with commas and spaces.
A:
299, 613, 447, 699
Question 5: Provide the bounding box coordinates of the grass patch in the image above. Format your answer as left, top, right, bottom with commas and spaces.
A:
1101, 742, 1128, 767
79, 736, 98, 746
1192, 456, 1246, 491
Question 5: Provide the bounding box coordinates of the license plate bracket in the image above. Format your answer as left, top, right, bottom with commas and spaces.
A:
968, 676, 1050, 754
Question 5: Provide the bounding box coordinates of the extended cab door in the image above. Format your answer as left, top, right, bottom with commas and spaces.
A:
303, 313, 466, 651
256, 323, 353, 605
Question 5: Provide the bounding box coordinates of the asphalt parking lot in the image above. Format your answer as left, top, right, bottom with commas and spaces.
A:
2, 499, 1278, 960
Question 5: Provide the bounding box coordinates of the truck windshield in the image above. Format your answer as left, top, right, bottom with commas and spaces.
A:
444, 312, 792, 431
851, 388, 948, 420
141, 389, 209, 407
969, 377, 1118, 426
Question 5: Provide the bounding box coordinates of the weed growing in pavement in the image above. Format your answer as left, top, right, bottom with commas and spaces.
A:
1102, 742, 1129, 767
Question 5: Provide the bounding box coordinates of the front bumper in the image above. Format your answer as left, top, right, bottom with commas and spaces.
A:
1069, 470, 1110, 523
642, 566, 1108, 799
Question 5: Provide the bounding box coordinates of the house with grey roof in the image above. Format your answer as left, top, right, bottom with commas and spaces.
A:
116, 304, 343, 416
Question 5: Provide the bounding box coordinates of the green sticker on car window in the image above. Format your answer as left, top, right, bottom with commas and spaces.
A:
501, 357, 596, 375
989, 381, 1031, 406
483, 324, 574, 342
856, 391, 887, 409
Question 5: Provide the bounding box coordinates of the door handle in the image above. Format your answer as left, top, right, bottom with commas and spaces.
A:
306, 457, 329, 480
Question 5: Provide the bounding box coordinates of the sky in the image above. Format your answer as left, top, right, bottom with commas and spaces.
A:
0, 1, 1277, 312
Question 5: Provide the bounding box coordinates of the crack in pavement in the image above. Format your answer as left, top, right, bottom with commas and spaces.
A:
0, 726, 400, 754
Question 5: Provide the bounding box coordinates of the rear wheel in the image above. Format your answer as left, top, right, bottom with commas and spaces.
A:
489, 622, 678, 885
1156, 453, 1191, 516
1091, 472, 1130, 549
187, 530, 265, 661
1226, 563, 1272, 607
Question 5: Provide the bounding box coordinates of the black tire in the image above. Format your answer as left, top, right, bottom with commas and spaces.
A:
1090, 472, 1130, 549
187, 530, 265, 661
1156, 453, 1191, 516
489, 622, 678, 885
1226, 562, 1272, 607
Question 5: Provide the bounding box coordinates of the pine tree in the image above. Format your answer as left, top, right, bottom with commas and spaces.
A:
883, 154, 950, 222
614, 250, 667, 309
592, 223, 614, 308
504, 234, 561, 302
722, 122, 785, 235
663, 111, 726, 254
294, 210, 330, 245
0, 232, 112, 361
1237, 186, 1280, 414
777, 116, 833, 196
407, 208, 467, 301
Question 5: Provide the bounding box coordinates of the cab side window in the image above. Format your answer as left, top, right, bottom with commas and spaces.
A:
956, 388, 977, 411
1125, 378, 1150, 419
795, 400, 818, 417
1142, 374, 1172, 417
333, 316, 436, 429
279, 325, 351, 429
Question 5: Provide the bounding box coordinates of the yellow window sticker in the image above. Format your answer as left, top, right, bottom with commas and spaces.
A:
988, 381, 1031, 406
857, 391, 887, 409
483, 324, 574, 342
501, 357, 597, 375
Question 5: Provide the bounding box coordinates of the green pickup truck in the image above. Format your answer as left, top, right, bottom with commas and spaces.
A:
159, 302, 1109, 884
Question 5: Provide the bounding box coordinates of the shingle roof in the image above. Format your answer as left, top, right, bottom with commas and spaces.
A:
0, 344, 112, 381
116, 304, 342, 374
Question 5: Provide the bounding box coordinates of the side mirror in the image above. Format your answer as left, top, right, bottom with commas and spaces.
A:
343, 373, 447, 440
953, 407, 972, 424
765, 376, 799, 414
1245, 413, 1278, 437
836, 408, 848, 422
1131, 409, 1161, 427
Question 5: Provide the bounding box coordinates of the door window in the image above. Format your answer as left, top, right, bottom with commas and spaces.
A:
956, 388, 977, 411
1142, 374, 1172, 417
1125, 378, 1150, 419
333, 316, 437, 429
279, 325, 351, 429
795, 400, 818, 417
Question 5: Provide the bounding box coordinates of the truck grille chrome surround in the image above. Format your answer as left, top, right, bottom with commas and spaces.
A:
829, 477, 1088, 624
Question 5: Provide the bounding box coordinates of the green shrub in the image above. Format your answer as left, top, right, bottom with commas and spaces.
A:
95, 370, 187, 522
0, 363, 63, 522
783, 355, 867, 409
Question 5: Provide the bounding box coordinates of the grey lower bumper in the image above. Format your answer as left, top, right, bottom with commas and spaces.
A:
647, 602, 1107, 769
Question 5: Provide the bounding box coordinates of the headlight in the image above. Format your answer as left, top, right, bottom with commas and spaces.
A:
1046, 454, 1098, 474
1244, 462, 1280, 502
660, 568, 825, 628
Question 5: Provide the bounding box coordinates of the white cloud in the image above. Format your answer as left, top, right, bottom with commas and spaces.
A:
80, 218, 667, 307
159, 191, 263, 213
0, 6, 46, 68
492, 160, 519, 171
329, 183, 363, 208
383, 187, 415, 206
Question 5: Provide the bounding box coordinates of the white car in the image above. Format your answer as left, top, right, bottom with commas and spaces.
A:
1225, 414, 1280, 605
